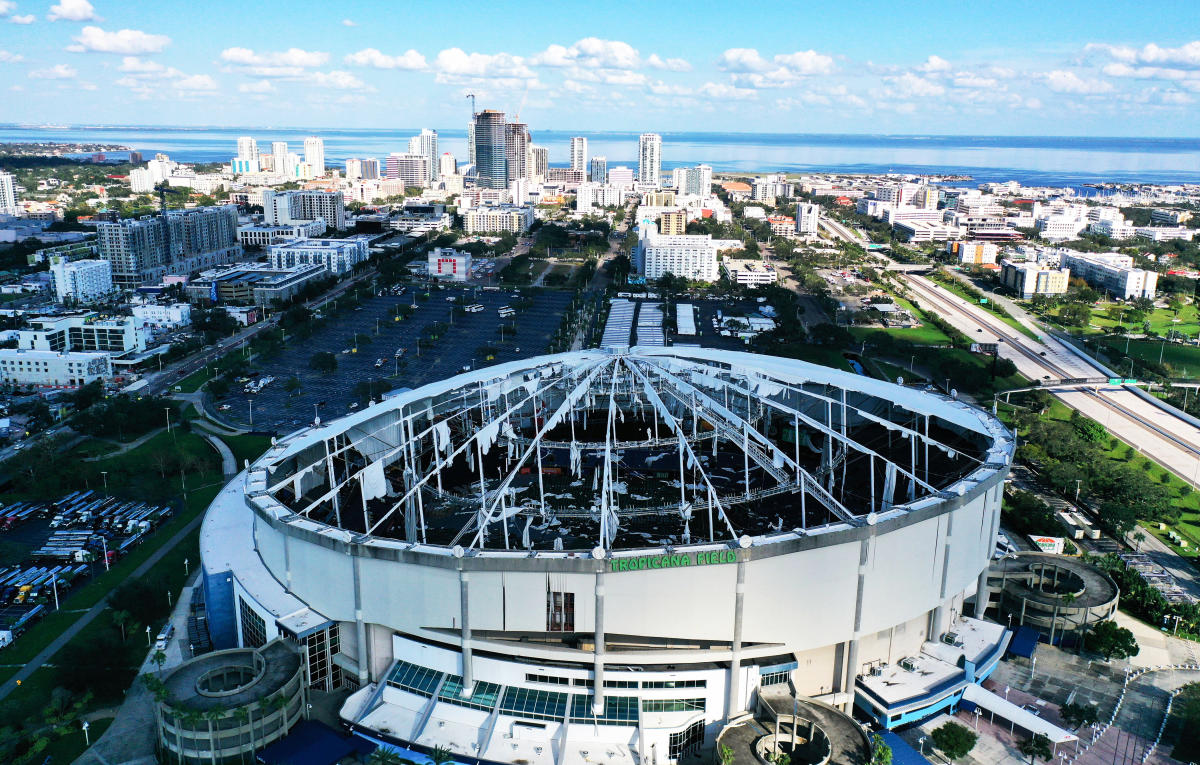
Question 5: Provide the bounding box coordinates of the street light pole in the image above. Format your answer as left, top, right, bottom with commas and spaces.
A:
164, 408, 171, 434
101, 536, 109, 572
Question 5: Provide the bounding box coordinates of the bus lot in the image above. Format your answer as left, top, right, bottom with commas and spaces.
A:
214, 288, 574, 433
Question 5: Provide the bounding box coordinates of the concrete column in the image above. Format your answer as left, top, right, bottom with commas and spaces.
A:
593, 566, 606, 713
844, 639, 859, 712
845, 536, 871, 713
459, 567, 474, 696
350, 547, 369, 686
974, 568, 989, 619
726, 558, 747, 717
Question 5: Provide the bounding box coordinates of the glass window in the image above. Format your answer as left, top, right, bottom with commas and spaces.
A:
440, 676, 501, 712
526, 673, 571, 686
238, 596, 266, 648
642, 679, 706, 689
386, 661, 444, 698
499, 687, 568, 722
569, 695, 639, 726
546, 590, 574, 632
760, 670, 789, 687
641, 698, 705, 713
669, 719, 706, 760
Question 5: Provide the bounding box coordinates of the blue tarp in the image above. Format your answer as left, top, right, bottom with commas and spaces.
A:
880, 731, 933, 765
257, 720, 373, 765
1008, 626, 1040, 658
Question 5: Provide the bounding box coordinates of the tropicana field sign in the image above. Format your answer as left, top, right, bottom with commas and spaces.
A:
610, 549, 737, 573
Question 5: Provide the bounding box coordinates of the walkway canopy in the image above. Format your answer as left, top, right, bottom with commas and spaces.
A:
961, 684, 1077, 745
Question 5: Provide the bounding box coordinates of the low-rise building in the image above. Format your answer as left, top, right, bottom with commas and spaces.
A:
463, 206, 535, 235
237, 219, 327, 248
893, 220, 964, 242
946, 241, 999, 266
427, 248, 472, 281
1151, 209, 1192, 226
767, 216, 794, 238
389, 202, 451, 234
132, 302, 192, 329
186, 264, 328, 306
0, 349, 112, 388
1135, 226, 1195, 243
1060, 252, 1158, 299
722, 259, 778, 285
1088, 218, 1135, 240
268, 236, 370, 276
1000, 260, 1071, 299
638, 223, 719, 282
28, 240, 97, 266
659, 210, 688, 236
18, 313, 147, 356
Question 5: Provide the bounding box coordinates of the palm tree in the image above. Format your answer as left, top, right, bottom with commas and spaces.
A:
1133, 531, 1146, 552
430, 745, 454, 765
230, 707, 251, 765
152, 649, 167, 677
112, 609, 132, 642
203, 708, 225, 765
369, 749, 405, 765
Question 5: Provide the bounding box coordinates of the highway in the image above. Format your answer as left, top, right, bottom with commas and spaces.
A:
902, 273, 1200, 485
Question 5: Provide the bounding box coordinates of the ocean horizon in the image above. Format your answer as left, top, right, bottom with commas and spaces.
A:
3, 124, 1200, 188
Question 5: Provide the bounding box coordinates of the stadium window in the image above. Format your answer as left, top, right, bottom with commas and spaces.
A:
546, 590, 575, 632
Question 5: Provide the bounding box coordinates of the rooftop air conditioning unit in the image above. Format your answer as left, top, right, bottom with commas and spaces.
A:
899, 657, 917, 672
942, 632, 962, 646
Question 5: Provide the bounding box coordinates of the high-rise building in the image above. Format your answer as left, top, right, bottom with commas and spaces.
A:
271, 142, 289, 177
608, 166, 635, 187
529, 146, 549, 181
638, 133, 662, 186
408, 129, 439, 182
236, 136, 259, 162
263, 189, 347, 230
346, 158, 381, 181
795, 202, 820, 237
466, 121, 476, 166
0, 171, 18, 215
570, 137, 587, 173
346, 159, 364, 181
472, 110, 507, 190
505, 121, 530, 183
304, 136, 326, 177
438, 153, 458, 179
589, 156, 607, 184
97, 206, 242, 289
386, 153, 432, 191
672, 165, 712, 196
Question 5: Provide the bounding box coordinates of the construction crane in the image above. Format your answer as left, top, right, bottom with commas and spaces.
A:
465, 93, 476, 117
152, 182, 185, 263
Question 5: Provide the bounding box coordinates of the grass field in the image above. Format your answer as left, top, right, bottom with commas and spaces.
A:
850, 295, 955, 346
1086, 303, 1200, 337
929, 270, 1042, 341
1092, 335, 1200, 376
219, 432, 274, 467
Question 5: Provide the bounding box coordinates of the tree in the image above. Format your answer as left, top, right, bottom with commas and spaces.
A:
1089, 619, 1140, 660
930, 721, 977, 760
1018, 733, 1053, 764
1060, 702, 1099, 729
112, 609, 132, 642
870, 733, 893, 765
1133, 531, 1146, 551
283, 376, 301, 396
718, 744, 736, 765
310, 351, 337, 373
369, 750, 405, 765
152, 649, 167, 677
430, 745, 454, 765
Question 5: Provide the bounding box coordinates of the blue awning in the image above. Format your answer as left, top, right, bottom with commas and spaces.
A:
879, 731, 932, 765
1008, 626, 1039, 658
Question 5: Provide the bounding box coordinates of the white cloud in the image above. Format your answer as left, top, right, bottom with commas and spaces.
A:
220, 47, 328, 68
952, 73, 998, 89
344, 48, 426, 70
175, 74, 216, 91
1088, 41, 1200, 69
0, 1, 14, 15
238, 79, 275, 93
341, 19, 356, 27
69, 26, 170, 54
773, 50, 835, 75
885, 72, 945, 98
648, 80, 692, 96
29, 63, 77, 79
434, 48, 534, 79
700, 82, 758, 101
78, 80, 95, 90
567, 67, 647, 86
48, 0, 97, 21
646, 53, 691, 72
309, 70, 370, 90
0, 49, 22, 62
118, 55, 163, 73
717, 48, 772, 73
10, 13, 32, 23
718, 47, 834, 86
1043, 69, 1113, 94
986, 66, 1016, 79
533, 38, 640, 69
915, 55, 952, 74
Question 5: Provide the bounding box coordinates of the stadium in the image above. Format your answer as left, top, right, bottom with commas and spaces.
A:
199, 346, 1015, 764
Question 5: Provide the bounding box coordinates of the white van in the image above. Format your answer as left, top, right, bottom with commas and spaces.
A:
155, 623, 175, 651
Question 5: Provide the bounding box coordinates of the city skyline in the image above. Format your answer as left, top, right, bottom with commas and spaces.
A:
0, 0, 1198, 136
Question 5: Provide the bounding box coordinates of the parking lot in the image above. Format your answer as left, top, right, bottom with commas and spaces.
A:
214, 288, 574, 432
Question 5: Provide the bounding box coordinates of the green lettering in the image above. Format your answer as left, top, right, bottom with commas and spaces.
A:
639, 558, 648, 570
725, 550, 736, 563
681, 554, 692, 566
612, 561, 620, 573
697, 552, 708, 565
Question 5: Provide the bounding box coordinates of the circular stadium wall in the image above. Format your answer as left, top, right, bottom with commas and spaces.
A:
199, 347, 1014, 765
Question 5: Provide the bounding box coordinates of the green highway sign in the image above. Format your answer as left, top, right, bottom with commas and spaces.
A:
611, 549, 737, 572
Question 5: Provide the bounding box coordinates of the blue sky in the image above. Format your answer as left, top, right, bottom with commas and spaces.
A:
2, 0, 1199, 135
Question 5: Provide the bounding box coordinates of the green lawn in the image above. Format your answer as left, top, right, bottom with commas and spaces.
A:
216, 433, 273, 469
1087, 302, 1200, 337
173, 366, 211, 393
1092, 335, 1200, 377
850, 295, 954, 346
65, 439, 118, 460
